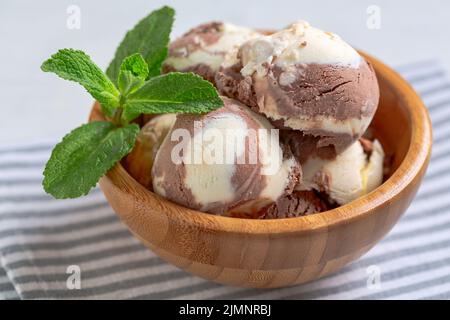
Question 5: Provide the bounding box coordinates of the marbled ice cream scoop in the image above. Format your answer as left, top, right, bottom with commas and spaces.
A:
231, 137, 385, 218
216, 21, 379, 156
163, 22, 261, 84
298, 138, 385, 205
151, 96, 301, 215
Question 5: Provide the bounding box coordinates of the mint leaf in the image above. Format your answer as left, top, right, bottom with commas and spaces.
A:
120, 53, 149, 79
41, 49, 120, 117
118, 71, 145, 97
43, 121, 139, 199
118, 54, 148, 96
106, 6, 174, 83
122, 72, 223, 122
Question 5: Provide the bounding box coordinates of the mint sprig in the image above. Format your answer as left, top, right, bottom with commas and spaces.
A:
41, 6, 223, 199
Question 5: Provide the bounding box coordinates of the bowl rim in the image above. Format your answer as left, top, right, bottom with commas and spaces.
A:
97, 52, 432, 235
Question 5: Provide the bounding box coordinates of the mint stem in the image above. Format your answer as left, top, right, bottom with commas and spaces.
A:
112, 107, 125, 127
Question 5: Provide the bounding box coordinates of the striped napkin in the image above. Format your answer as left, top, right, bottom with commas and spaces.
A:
1, 60, 450, 300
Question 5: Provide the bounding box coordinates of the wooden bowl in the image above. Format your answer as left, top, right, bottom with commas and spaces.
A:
90, 52, 432, 288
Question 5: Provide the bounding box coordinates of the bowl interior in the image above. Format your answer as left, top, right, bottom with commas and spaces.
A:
371, 73, 411, 176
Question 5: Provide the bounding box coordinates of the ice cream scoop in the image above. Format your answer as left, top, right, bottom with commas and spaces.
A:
216, 21, 379, 155
257, 191, 329, 219
163, 22, 261, 84
151, 96, 300, 215
125, 114, 177, 189
298, 138, 385, 205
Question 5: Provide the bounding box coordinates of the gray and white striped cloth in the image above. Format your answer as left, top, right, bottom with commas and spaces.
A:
1, 60, 450, 300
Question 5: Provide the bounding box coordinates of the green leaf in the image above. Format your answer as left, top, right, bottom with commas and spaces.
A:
41, 49, 120, 117
122, 72, 224, 122
118, 70, 145, 97
106, 6, 174, 83
117, 54, 148, 96
120, 53, 149, 79
43, 121, 139, 199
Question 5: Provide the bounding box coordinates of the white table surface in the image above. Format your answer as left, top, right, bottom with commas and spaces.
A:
1, 0, 448, 144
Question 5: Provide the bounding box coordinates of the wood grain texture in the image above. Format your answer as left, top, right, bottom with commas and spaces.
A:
90, 52, 432, 288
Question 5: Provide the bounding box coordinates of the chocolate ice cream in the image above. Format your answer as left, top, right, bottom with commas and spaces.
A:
260, 191, 329, 219
229, 190, 329, 219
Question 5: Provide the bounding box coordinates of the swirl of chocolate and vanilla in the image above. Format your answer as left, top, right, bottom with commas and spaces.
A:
163, 22, 262, 85
151, 97, 300, 216
216, 21, 379, 157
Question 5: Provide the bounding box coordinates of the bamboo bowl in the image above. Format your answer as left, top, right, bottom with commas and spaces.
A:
90, 52, 432, 288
